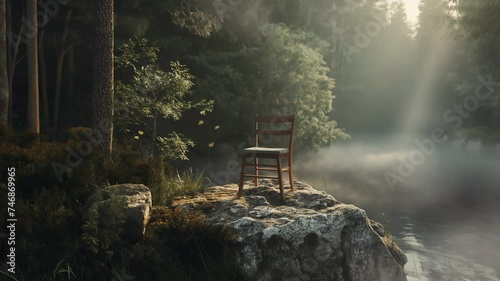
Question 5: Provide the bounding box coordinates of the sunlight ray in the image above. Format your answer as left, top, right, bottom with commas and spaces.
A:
399, 30, 452, 141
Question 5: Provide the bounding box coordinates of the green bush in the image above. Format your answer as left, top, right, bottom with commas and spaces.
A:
0, 138, 66, 197
81, 194, 128, 259
11, 188, 80, 278
109, 142, 207, 205
124, 207, 245, 281
0, 122, 39, 147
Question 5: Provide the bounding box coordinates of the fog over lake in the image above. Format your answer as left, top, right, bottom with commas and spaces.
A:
295, 138, 500, 281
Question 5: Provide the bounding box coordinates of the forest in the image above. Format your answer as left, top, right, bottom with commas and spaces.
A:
1, 0, 500, 280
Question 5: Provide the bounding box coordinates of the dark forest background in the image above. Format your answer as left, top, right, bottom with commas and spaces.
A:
3, 0, 500, 150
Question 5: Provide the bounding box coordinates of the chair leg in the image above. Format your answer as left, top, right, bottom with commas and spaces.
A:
237, 156, 246, 197
254, 155, 258, 187
289, 161, 295, 191
276, 156, 285, 203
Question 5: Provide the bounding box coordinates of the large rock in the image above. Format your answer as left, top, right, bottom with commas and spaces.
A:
84, 184, 152, 241
170, 180, 407, 281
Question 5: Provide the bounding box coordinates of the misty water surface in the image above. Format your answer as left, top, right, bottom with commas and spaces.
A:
295, 139, 500, 281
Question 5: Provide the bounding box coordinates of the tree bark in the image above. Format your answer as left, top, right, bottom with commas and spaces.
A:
0, 0, 9, 124
66, 46, 74, 118
26, 0, 40, 135
52, 8, 72, 131
39, 14, 50, 131
7, 0, 23, 127
91, 0, 114, 158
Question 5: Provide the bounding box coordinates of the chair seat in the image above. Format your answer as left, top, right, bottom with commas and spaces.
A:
243, 147, 289, 155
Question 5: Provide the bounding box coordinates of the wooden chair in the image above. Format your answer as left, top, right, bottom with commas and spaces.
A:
237, 114, 296, 203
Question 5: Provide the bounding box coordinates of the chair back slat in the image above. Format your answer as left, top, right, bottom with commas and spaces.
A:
256, 129, 292, 136
254, 115, 296, 151
255, 116, 295, 123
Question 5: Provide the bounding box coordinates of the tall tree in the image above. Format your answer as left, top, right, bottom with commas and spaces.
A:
91, 0, 114, 157
26, 0, 39, 134
416, 0, 449, 51
38, 12, 50, 130
453, 0, 500, 74
52, 7, 73, 130
7, 0, 24, 127
452, 0, 500, 128
0, 0, 8, 124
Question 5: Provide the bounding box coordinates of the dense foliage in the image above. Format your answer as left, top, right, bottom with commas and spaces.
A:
192, 23, 348, 150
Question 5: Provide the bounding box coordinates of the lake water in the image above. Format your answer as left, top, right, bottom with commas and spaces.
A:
295, 140, 500, 281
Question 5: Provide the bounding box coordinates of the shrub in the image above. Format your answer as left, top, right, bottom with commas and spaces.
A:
13, 188, 80, 278
115, 39, 213, 162
81, 194, 128, 259
125, 207, 245, 281
0, 135, 66, 198
0, 122, 39, 147
109, 142, 207, 205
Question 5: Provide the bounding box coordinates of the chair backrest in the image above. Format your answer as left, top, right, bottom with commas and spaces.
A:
254, 114, 296, 151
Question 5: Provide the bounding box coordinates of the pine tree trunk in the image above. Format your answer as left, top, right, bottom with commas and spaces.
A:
26, 0, 40, 135
52, 8, 72, 131
7, 0, 22, 127
66, 46, 74, 118
91, 0, 114, 158
39, 20, 50, 131
53, 52, 65, 130
0, 0, 9, 124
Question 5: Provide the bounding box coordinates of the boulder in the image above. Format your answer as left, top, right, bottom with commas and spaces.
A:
84, 184, 152, 241
170, 180, 407, 281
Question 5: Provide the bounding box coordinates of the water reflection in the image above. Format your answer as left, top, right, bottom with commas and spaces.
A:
295, 141, 500, 280
392, 216, 500, 281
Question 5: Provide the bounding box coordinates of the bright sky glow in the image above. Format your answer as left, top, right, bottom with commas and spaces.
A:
403, 0, 420, 25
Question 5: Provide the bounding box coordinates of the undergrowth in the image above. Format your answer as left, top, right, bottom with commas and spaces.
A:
0, 126, 243, 280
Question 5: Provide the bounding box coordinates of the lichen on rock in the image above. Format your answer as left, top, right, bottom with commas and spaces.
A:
169, 179, 407, 281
